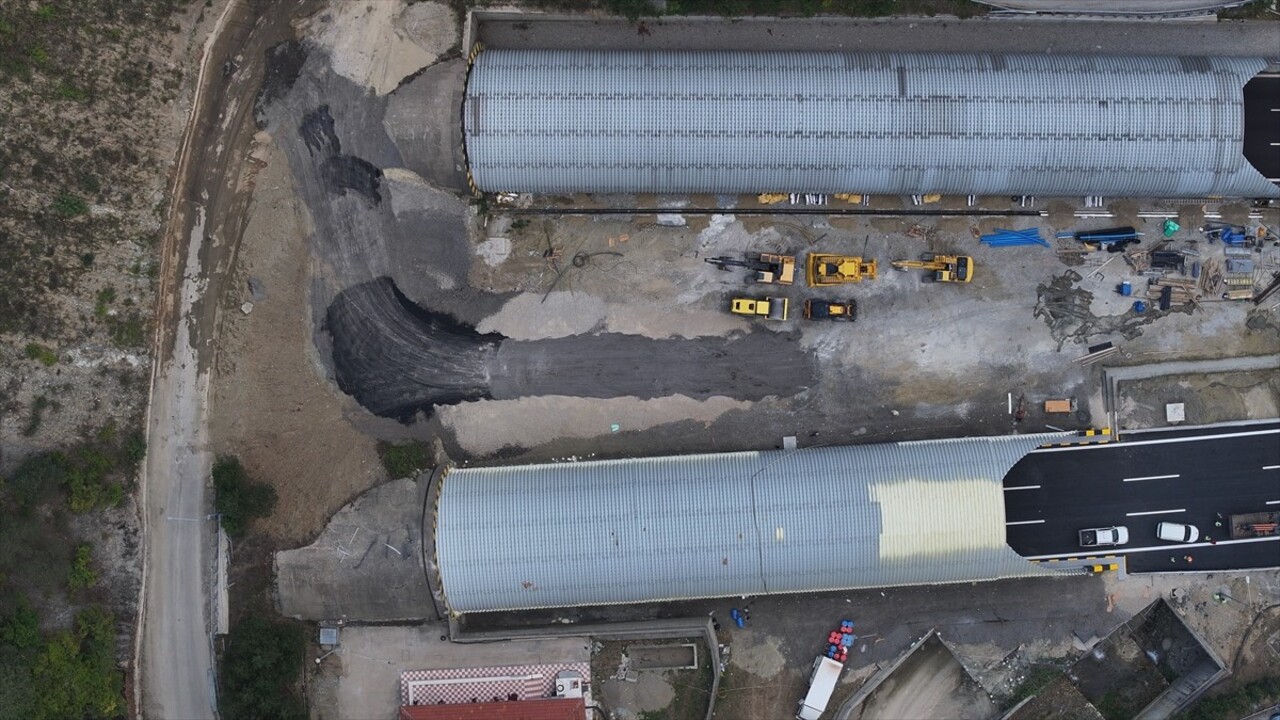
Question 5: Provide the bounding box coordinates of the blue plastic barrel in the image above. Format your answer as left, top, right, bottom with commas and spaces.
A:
1134, 300, 1147, 313
1120, 281, 1132, 296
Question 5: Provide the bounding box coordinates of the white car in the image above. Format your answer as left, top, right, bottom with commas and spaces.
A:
1157, 522, 1200, 543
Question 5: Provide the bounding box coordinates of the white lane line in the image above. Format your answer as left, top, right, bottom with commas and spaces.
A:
1264, 465, 1280, 470
1032, 428, 1279, 453
1126, 508, 1185, 517
1123, 474, 1180, 482
1024, 534, 1279, 561
1267, 500, 1280, 506
1004, 485, 1041, 491
1006, 519, 1045, 526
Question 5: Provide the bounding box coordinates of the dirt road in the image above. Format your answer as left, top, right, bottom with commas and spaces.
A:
136, 0, 311, 717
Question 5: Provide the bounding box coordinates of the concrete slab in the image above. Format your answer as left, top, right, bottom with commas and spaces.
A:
275, 478, 432, 621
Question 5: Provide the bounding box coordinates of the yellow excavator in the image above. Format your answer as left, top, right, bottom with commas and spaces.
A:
806, 254, 878, 286
891, 253, 974, 283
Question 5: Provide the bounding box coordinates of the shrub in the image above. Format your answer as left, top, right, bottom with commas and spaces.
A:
94, 287, 115, 318
23, 343, 57, 366
67, 544, 96, 591
30, 606, 121, 720
50, 192, 88, 218
108, 312, 146, 348
219, 614, 306, 720
377, 440, 431, 479
23, 396, 50, 437
1185, 675, 1280, 720
5, 452, 67, 510
212, 456, 277, 538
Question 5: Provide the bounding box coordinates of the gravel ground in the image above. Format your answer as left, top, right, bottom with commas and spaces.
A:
477, 14, 1280, 56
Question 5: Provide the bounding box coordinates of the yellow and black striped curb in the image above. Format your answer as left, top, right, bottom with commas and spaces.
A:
1032, 555, 1122, 573
1043, 428, 1112, 448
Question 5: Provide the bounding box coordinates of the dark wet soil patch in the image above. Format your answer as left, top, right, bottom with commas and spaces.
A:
255, 40, 307, 125
1034, 271, 1186, 350
327, 278, 819, 422
300, 104, 339, 156
320, 155, 382, 204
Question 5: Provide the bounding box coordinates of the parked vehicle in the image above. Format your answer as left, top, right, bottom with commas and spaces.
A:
1079, 526, 1129, 547
890, 253, 974, 283
797, 656, 842, 720
704, 253, 796, 285
730, 296, 788, 321
807, 254, 877, 286
803, 299, 857, 321
1156, 522, 1200, 543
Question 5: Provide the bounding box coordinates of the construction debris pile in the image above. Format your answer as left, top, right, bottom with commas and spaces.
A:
1067, 221, 1280, 313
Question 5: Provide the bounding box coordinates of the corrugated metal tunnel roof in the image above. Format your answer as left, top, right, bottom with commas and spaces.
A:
463, 50, 1278, 199
434, 434, 1062, 614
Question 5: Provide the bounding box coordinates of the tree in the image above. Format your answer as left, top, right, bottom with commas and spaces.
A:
219, 615, 306, 720
212, 456, 277, 538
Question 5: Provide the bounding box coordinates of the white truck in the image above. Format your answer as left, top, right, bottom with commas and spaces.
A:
797, 656, 843, 720
1078, 526, 1129, 547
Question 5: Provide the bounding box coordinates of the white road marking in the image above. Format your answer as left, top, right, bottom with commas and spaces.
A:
1004, 485, 1041, 491
1267, 500, 1280, 506
1123, 474, 1180, 482
1126, 508, 1185, 517
1264, 465, 1280, 470
1032, 428, 1279, 453
1025, 534, 1279, 561
1006, 519, 1045, 526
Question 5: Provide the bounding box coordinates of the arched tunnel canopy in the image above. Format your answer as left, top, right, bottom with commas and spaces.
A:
463, 50, 1278, 199
434, 434, 1064, 614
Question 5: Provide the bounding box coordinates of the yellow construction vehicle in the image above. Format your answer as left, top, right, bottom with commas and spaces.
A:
806, 254, 878, 286
890, 253, 974, 283
803, 299, 857, 321
730, 296, 789, 321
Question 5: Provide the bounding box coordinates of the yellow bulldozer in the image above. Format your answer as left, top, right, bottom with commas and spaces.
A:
806, 254, 878, 286
890, 253, 974, 283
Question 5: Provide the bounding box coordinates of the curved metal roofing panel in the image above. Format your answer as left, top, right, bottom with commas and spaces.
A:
434, 434, 1063, 614
464, 51, 1276, 198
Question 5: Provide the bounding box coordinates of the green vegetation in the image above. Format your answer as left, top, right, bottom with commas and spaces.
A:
0, 425, 141, 719
23, 343, 57, 366
108, 312, 147, 348
219, 614, 306, 720
23, 395, 51, 437
0, 1, 182, 336
377, 440, 432, 479
6, 422, 142, 513
1003, 665, 1066, 708
1218, 0, 1279, 19
212, 456, 278, 538
94, 287, 115, 318
50, 192, 88, 218
67, 544, 96, 592
1182, 675, 1280, 720
0, 603, 122, 720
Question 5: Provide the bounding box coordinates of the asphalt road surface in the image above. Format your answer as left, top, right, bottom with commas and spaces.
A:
1244, 74, 1280, 182
1003, 421, 1280, 573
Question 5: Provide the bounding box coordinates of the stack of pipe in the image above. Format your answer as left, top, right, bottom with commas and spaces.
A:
980, 228, 1050, 247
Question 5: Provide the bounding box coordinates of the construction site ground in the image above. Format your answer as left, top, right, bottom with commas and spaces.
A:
180, 3, 1280, 719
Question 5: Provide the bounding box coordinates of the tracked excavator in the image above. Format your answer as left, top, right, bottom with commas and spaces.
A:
806, 254, 878, 286
890, 253, 974, 283
704, 253, 796, 285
